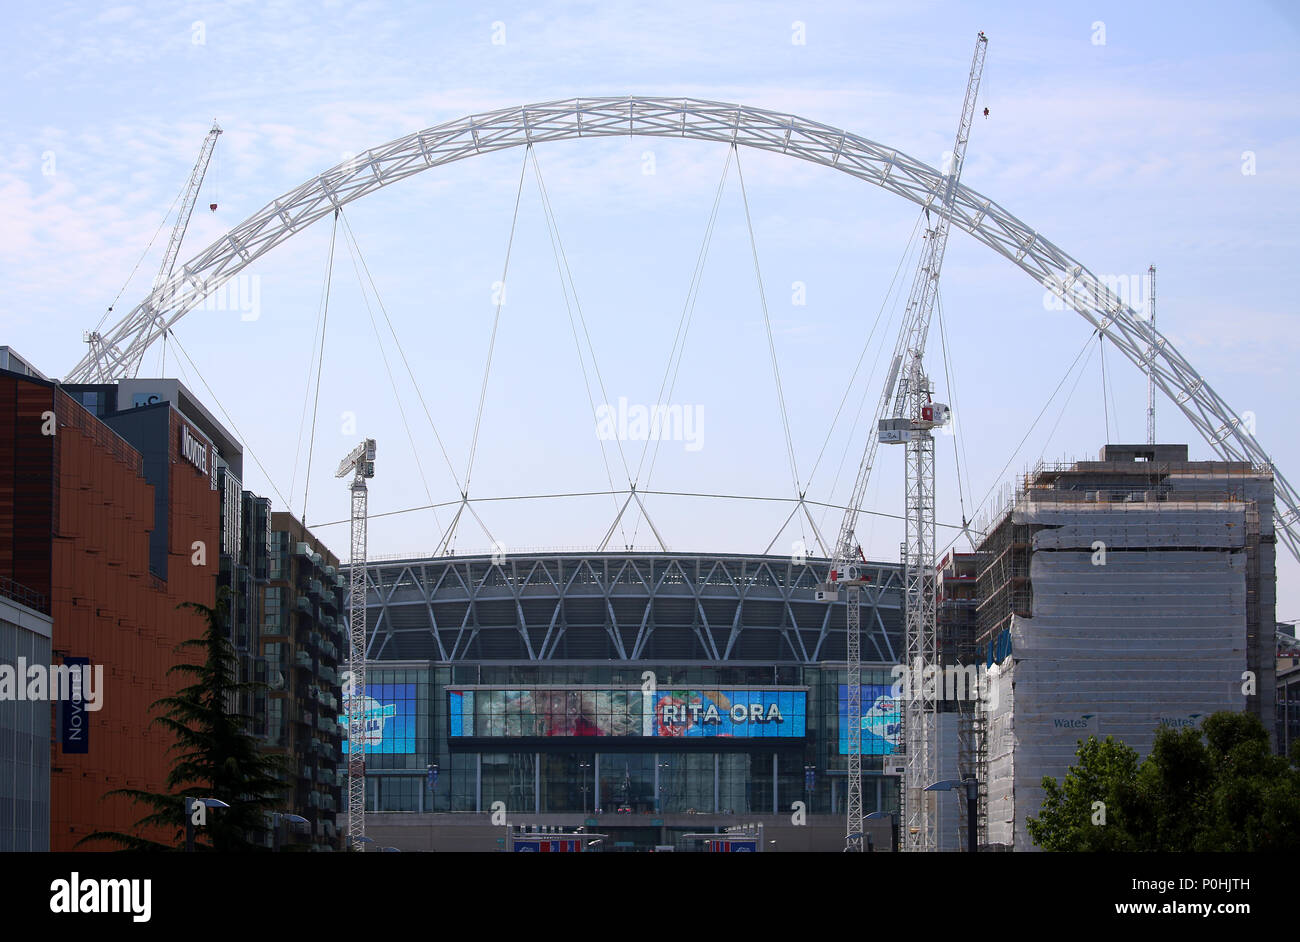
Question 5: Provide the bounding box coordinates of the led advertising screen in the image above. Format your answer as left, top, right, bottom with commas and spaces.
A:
341, 683, 416, 754
450, 688, 806, 739
838, 684, 900, 755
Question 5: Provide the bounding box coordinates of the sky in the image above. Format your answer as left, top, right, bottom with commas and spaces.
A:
3, 1, 1298, 619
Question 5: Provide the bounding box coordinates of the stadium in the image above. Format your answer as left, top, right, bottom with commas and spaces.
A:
357, 550, 906, 851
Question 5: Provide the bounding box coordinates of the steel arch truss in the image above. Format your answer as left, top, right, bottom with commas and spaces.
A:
64, 97, 1300, 559
356, 552, 901, 664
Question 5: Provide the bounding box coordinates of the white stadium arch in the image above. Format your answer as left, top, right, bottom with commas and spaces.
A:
63, 97, 1300, 560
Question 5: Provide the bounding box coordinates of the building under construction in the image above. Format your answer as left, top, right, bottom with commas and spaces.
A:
969, 443, 1275, 850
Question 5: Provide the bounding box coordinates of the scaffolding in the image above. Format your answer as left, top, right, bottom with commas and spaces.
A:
970, 446, 1276, 849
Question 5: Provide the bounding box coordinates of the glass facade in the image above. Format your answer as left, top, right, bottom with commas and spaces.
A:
0, 603, 52, 851
356, 663, 899, 817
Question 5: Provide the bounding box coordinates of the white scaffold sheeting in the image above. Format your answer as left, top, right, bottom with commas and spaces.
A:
991, 504, 1249, 850
985, 662, 1016, 848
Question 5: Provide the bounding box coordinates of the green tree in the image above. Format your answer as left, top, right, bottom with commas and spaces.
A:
1025, 735, 1143, 851
1028, 711, 1300, 851
80, 593, 288, 851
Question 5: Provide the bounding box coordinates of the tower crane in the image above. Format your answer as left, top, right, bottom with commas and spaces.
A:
84, 120, 222, 381
821, 32, 987, 853
337, 438, 376, 851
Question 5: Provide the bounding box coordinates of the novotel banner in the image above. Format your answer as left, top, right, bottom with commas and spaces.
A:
61, 656, 91, 754
449, 688, 806, 739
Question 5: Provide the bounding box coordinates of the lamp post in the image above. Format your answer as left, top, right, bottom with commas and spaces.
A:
183, 797, 230, 852
923, 775, 980, 853
270, 812, 310, 852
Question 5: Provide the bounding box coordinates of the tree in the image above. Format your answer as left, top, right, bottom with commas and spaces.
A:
80, 593, 289, 851
1025, 735, 1143, 851
1028, 711, 1300, 851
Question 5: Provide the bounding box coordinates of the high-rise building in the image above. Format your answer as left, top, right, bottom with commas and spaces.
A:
2, 361, 221, 851
973, 443, 1275, 850
263, 512, 346, 851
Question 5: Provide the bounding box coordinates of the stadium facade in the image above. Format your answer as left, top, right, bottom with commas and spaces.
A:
355, 552, 906, 851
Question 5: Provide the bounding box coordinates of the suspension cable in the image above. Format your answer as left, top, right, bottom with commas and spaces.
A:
806, 210, 926, 491
166, 331, 292, 509
632, 146, 735, 546
300, 208, 340, 525
1100, 333, 1112, 443
336, 213, 464, 496
934, 328, 1099, 561
464, 145, 531, 495
814, 209, 928, 538
528, 148, 630, 545
935, 290, 972, 534
307, 486, 969, 532
338, 210, 444, 541
735, 146, 802, 499
290, 210, 340, 507
97, 175, 189, 334
635, 146, 734, 485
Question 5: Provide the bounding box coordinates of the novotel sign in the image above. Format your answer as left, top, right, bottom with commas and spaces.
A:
180, 424, 209, 475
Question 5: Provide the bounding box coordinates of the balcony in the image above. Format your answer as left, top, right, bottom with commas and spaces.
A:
294, 651, 313, 670
299, 766, 313, 781
295, 596, 311, 614
298, 708, 313, 726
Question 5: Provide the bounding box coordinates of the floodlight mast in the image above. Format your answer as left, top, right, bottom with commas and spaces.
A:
823, 32, 987, 853
336, 438, 375, 851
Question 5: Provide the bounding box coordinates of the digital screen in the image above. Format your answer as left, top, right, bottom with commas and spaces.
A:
341, 683, 415, 754
838, 684, 900, 755
450, 688, 806, 739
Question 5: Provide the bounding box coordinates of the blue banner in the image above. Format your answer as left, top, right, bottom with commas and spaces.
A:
60, 657, 90, 754
341, 683, 415, 754
838, 684, 900, 755
450, 688, 806, 738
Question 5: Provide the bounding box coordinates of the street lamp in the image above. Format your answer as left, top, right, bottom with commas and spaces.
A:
183, 797, 230, 852
865, 811, 899, 853
270, 812, 310, 852
924, 775, 980, 853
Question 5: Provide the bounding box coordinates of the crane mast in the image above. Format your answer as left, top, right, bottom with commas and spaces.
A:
337, 438, 376, 851
85, 121, 222, 381
825, 32, 987, 852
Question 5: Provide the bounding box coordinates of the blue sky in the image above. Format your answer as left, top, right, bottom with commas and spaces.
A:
4, 1, 1298, 618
